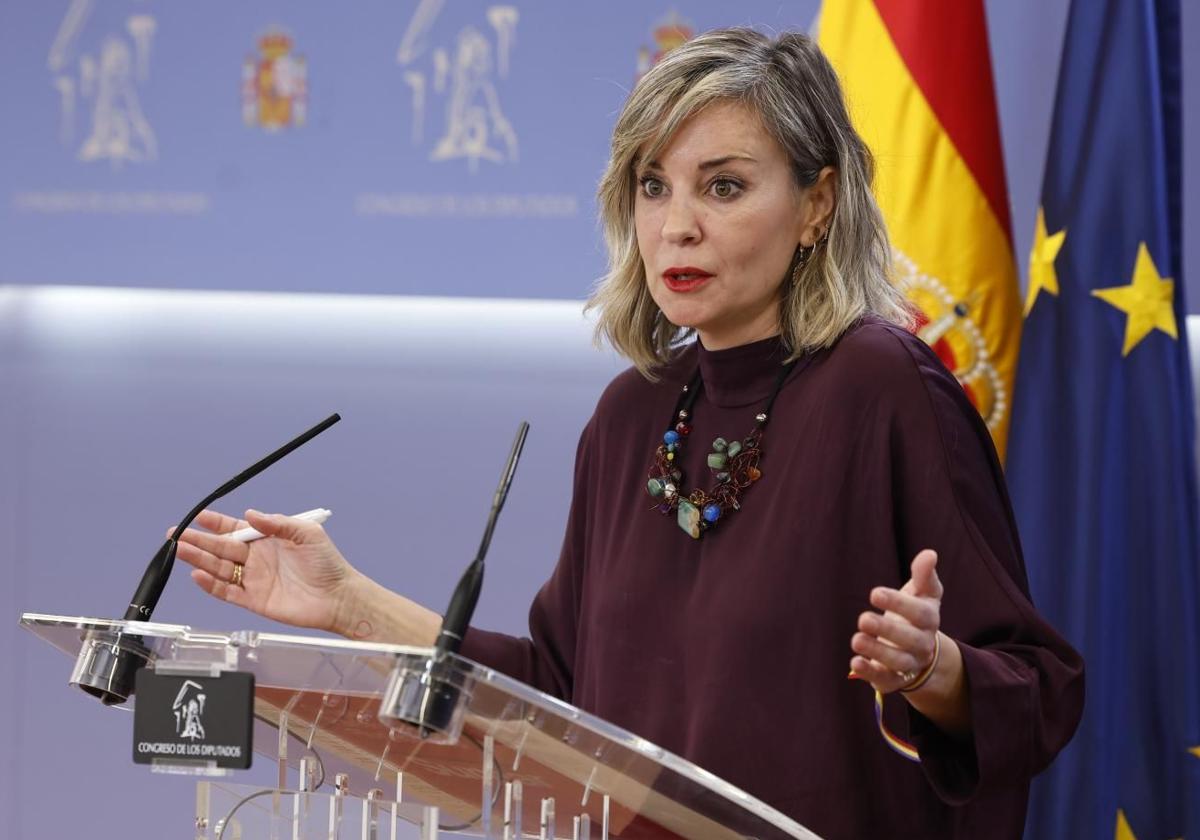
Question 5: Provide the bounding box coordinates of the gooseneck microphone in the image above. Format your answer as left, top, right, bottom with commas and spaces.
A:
434, 420, 530, 659
73, 412, 341, 705
380, 421, 530, 740
124, 413, 342, 621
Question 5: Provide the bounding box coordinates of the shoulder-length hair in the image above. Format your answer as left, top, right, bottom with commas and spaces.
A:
589, 27, 913, 375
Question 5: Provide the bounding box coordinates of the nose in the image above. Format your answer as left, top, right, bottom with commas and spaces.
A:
660, 194, 701, 246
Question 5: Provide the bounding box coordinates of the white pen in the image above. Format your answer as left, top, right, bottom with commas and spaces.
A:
226, 508, 333, 543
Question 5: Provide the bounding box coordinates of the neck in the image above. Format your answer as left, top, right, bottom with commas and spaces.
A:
692, 333, 790, 408
697, 327, 782, 351
695, 307, 782, 351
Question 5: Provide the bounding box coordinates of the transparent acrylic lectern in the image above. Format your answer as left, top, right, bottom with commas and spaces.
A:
22, 613, 820, 840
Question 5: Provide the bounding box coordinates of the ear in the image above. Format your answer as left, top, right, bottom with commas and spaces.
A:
798, 166, 837, 246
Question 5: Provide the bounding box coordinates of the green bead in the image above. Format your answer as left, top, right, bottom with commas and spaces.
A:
707, 452, 728, 469
727, 440, 742, 458
676, 498, 701, 539
712, 437, 728, 452
647, 478, 665, 498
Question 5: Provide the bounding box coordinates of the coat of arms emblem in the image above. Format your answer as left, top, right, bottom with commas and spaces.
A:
242, 28, 307, 131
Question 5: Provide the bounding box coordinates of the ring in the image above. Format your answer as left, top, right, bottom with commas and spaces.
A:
230, 563, 245, 587
898, 669, 918, 684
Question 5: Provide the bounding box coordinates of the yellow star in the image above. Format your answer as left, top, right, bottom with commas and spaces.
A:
1091, 242, 1178, 356
1025, 207, 1066, 315
1115, 809, 1136, 840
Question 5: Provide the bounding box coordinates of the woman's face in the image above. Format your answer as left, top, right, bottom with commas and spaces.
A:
634, 100, 832, 350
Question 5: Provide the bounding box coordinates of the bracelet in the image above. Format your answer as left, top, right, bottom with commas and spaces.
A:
900, 632, 941, 693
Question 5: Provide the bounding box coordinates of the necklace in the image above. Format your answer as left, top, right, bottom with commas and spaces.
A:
646, 358, 799, 538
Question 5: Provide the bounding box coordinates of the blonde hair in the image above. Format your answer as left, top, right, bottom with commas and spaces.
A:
589, 27, 913, 374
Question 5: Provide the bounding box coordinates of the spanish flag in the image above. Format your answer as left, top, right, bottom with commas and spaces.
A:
818, 1, 1022, 459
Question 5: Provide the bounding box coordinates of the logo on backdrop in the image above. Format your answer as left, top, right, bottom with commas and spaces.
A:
356, 1, 577, 219
636, 12, 694, 80
242, 28, 308, 131
47, 0, 158, 166
894, 250, 1007, 435
395, 0, 520, 171
172, 679, 207, 740
16, 0, 209, 214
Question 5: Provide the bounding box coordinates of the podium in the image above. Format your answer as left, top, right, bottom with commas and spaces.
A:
21, 612, 820, 839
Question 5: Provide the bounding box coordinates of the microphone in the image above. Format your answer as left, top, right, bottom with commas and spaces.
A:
379, 421, 530, 740
123, 413, 341, 622
434, 420, 530, 658
73, 412, 341, 705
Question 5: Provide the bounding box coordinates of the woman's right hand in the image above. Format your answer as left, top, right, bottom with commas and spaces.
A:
173, 508, 361, 635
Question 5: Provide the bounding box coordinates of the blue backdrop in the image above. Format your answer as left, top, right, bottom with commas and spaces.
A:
2, 1, 1197, 308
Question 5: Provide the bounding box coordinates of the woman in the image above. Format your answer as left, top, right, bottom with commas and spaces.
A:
177, 28, 1083, 838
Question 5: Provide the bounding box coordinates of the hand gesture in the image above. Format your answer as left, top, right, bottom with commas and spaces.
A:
850, 549, 943, 694
173, 509, 359, 634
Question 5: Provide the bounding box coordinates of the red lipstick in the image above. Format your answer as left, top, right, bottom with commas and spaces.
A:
662, 266, 714, 293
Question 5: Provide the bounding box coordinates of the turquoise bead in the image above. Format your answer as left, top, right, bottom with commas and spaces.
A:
707, 452, 728, 469
727, 440, 742, 458
647, 478, 665, 497
676, 498, 701, 539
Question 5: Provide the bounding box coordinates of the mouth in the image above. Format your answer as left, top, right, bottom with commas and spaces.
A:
662, 267, 714, 293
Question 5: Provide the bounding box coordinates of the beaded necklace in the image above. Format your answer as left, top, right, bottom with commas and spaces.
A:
647, 358, 799, 538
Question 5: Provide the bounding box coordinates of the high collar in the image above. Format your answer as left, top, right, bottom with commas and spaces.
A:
694, 334, 792, 408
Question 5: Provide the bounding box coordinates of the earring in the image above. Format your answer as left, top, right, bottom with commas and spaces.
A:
791, 243, 815, 286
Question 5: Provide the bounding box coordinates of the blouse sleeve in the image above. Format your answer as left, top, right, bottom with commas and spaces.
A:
881, 327, 1085, 804
456, 419, 595, 702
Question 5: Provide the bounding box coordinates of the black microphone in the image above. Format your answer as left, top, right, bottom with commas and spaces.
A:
434, 420, 530, 658
73, 413, 341, 705
383, 421, 529, 740
124, 412, 341, 621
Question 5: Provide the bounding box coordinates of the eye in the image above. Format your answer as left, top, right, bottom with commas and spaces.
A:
639, 176, 666, 198
708, 178, 743, 199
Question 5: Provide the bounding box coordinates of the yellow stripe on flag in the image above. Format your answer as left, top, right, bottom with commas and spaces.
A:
819, 1, 1022, 458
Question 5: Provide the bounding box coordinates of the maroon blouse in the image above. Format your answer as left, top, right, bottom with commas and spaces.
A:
461, 317, 1084, 839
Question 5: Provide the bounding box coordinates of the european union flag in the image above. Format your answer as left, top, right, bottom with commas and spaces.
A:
1007, 0, 1200, 837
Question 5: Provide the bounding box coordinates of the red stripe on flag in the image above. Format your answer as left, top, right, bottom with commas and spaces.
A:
872, 0, 1013, 243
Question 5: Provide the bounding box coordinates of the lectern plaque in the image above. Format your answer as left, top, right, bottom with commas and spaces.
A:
132, 670, 254, 770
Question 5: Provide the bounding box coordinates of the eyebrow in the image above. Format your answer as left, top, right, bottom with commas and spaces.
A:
641, 154, 758, 172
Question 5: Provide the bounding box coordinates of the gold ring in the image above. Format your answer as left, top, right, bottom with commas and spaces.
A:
230, 563, 245, 587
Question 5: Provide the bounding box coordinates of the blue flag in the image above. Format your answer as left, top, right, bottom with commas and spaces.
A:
1007, 0, 1200, 837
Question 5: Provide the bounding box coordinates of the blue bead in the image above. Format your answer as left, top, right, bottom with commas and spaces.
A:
702, 504, 721, 523
663, 430, 680, 445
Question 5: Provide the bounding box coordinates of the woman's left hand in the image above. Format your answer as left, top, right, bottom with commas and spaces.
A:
850, 548, 943, 694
